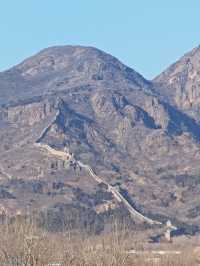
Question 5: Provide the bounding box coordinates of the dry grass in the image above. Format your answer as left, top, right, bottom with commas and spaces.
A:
0, 218, 198, 266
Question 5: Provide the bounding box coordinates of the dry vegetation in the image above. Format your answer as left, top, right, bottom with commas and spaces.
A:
0, 216, 199, 266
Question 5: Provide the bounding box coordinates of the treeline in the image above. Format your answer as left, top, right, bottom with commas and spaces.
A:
0, 218, 198, 266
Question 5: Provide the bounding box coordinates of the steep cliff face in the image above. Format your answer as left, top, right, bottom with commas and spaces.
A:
1, 45, 200, 233
154, 46, 200, 122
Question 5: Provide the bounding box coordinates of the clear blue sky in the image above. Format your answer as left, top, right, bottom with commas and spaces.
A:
0, 0, 199, 79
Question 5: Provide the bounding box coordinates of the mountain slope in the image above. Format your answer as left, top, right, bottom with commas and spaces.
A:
0, 45, 200, 234
154, 45, 200, 122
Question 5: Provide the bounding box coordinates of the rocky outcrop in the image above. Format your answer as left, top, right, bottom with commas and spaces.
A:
154, 46, 200, 122
1, 101, 55, 126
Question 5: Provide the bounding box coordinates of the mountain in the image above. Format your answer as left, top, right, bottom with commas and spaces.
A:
154, 45, 200, 122
0, 46, 148, 107
0, 45, 200, 234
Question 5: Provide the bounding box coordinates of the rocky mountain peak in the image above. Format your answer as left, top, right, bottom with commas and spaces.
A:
14, 45, 148, 87
0, 45, 150, 108
153, 45, 200, 121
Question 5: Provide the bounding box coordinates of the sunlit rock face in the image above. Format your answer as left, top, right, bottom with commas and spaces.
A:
154, 46, 200, 122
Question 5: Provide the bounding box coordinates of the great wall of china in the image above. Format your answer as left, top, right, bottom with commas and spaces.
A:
35, 142, 162, 226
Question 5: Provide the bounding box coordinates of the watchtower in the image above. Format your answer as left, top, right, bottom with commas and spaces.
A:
164, 220, 177, 242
